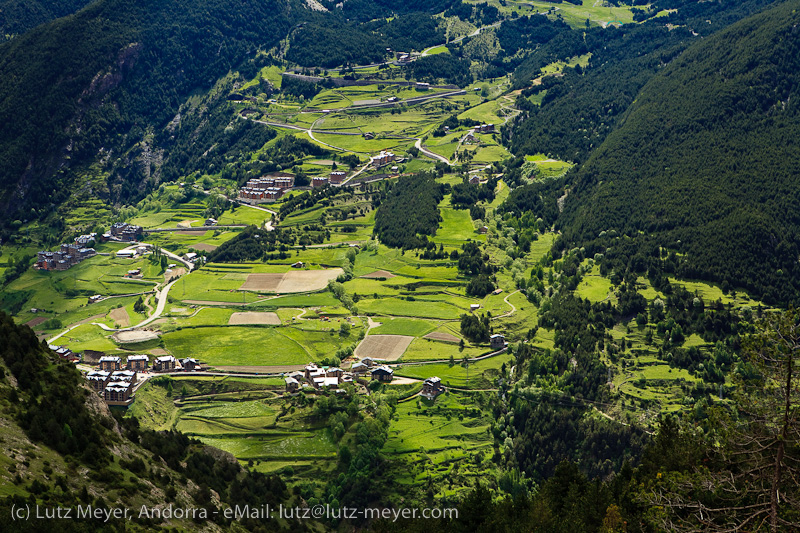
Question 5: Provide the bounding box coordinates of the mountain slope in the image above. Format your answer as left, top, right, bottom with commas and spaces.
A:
0, 0, 92, 41
0, 311, 298, 531
0, 0, 294, 221
557, 0, 800, 304
508, 0, 784, 165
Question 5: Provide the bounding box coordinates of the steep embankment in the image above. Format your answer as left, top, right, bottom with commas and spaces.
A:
558, 0, 800, 304
0, 311, 296, 530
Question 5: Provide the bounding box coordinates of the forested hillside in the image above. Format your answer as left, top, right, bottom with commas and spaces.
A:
508, 0, 783, 164
0, 0, 91, 41
0, 0, 294, 226
374, 172, 445, 249
556, 0, 800, 305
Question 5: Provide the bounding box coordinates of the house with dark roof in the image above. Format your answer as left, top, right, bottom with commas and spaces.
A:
371, 365, 394, 382
350, 361, 369, 375
181, 358, 201, 371
154, 355, 176, 372
285, 377, 300, 393
421, 376, 445, 400
490, 334, 507, 350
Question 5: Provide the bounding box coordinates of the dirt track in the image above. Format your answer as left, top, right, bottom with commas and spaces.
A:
360, 270, 396, 279
212, 365, 306, 373
228, 312, 281, 325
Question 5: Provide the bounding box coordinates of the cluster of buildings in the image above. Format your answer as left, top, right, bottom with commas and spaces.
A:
285, 358, 395, 393
74, 233, 98, 247
81, 353, 201, 406
239, 169, 355, 200
310, 170, 349, 188
371, 151, 396, 169
285, 358, 446, 400
110, 222, 143, 242
238, 172, 294, 202
36, 240, 97, 271
116, 245, 149, 259
463, 125, 496, 146
49, 344, 79, 362
84, 356, 141, 405
87, 369, 136, 404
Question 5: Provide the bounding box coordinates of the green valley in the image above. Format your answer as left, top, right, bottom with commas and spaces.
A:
1, 0, 799, 531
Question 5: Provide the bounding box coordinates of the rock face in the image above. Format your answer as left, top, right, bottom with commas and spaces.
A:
83, 383, 122, 436
202, 445, 238, 465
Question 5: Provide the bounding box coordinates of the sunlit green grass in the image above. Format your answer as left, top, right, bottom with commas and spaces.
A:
394, 352, 511, 388
369, 317, 438, 337
162, 326, 309, 366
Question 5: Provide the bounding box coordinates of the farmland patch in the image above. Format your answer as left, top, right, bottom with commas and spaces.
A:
423, 331, 460, 343
113, 329, 160, 343
240, 269, 343, 293
355, 334, 414, 361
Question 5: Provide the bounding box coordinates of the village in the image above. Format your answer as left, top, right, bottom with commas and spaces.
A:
34, 223, 144, 271
71, 349, 454, 407
235, 122, 497, 205
49, 328, 508, 407
48, 334, 509, 407
238, 150, 401, 203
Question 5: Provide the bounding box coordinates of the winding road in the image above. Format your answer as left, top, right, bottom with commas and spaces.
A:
495, 290, 521, 319
414, 137, 451, 164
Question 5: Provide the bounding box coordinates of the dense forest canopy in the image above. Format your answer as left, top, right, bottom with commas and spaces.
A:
556, 0, 800, 305
374, 172, 445, 249
0, 0, 91, 41
508, 0, 784, 164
